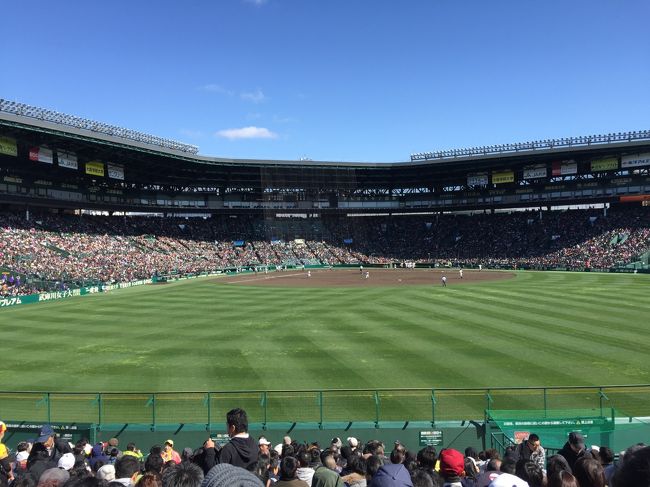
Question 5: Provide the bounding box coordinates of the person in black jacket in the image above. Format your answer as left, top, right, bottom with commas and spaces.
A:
219, 408, 259, 472
556, 432, 585, 471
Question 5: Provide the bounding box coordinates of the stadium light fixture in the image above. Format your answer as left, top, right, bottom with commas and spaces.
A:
0, 98, 199, 154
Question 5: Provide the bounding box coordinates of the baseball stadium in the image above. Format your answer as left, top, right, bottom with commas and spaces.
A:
2, 99, 650, 481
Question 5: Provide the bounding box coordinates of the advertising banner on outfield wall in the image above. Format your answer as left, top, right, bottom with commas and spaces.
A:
591, 158, 618, 172
492, 170, 515, 184
467, 172, 488, 185
621, 153, 650, 169
29, 146, 54, 164
552, 161, 577, 176
85, 161, 105, 177
107, 163, 125, 180
523, 165, 547, 180
57, 150, 78, 169
0, 136, 18, 156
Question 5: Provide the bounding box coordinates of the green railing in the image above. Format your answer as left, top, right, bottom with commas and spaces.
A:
1, 385, 650, 430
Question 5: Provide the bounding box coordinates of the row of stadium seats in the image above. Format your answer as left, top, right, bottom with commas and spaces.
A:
1, 207, 649, 295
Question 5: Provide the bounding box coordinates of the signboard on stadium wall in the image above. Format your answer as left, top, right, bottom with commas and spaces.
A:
107, 163, 125, 180
0, 136, 18, 156
621, 153, 650, 169
419, 430, 443, 446
523, 165, 547, 180
467, 173, 488, 186
4, 422, 95, 446
29, 146, 54, 164
492, 170, 515, 184
591, 158, 618, 172
85, 161, 105, 177
552, 161, 577, 176
57, 150, 78, 169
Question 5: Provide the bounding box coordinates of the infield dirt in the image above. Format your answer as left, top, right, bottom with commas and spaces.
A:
216, 268, 515, 288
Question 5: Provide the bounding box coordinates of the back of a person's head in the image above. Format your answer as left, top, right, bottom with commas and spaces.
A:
278, 456, 299, 480
410, 469, 441, 487
138, 473, 163, 487
548, 470, 579, 487
612, 446, 650, 487
410, 469, 434, 487
253, 454, 270, 480
366, 455, 385, 478
347, 455, 366, 476
486, 458, 501, 472
145, 454, 164, 475
484, 449, 500, 461
500, 457, 516, 475
297, 451, 311, 468
281, 444, 295, 459
464, 447, 478, 460
310, 448, 322, 467
573, 456, 605, 487
162, 462, 204, 487
547, 455, 572, 478
226, 408, 248, 434
416, 447, 437, 470
115, 455, 141, 479
390, 449, 406, 465
598, 446, 614, 465
515, 459, 543, 487
364, 441, 384, 457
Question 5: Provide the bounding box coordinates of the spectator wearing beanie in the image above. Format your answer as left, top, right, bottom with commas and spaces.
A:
201, 464, 263, 487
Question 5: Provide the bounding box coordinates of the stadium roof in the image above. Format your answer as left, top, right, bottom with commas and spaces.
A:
3, 98, 650, 173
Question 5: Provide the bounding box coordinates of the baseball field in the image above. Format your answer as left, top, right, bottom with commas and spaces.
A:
3, 268, 649, 391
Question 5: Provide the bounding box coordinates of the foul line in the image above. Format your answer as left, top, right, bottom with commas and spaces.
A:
224, 272, 309, 284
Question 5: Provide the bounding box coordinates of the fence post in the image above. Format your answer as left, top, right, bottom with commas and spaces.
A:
97, 394, 102, 427
431, 389, 436, 426
374, 391, 380, 428
207, 392, 211, 431
599, 388, 609, 417
47, 392, 51, 423
319, 392, 323, 429
151, 394, 156, 430
262, 392, 268, 429
543, 388, 548, 417
485, 390, 493, 413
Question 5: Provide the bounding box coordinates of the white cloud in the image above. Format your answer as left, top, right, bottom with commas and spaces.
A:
241, 89, 266, 103
216, 126, 278, 140
201, 84, 233, 95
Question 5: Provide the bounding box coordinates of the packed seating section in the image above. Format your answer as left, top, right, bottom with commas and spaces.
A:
1, 207, 649, 296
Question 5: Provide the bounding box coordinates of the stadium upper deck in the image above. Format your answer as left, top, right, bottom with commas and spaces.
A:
1, 99, 650, 213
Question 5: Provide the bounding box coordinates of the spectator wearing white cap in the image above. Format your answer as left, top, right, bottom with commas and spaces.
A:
347, 438, 359, 451
97, 464, 116, 482
259, 437, 271, 457
57, 453, 75, 471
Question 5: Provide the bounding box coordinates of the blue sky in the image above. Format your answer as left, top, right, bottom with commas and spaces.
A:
2, 0, 649, 162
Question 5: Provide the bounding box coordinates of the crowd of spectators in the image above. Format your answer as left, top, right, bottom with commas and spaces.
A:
1, 206, 649, 296
2, 413, 649, 487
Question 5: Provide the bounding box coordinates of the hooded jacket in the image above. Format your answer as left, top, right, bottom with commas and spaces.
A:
369, 464, 413, 487
219, 436, 258, 471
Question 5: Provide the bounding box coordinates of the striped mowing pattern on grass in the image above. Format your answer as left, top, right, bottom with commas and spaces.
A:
1, 270, 649, 421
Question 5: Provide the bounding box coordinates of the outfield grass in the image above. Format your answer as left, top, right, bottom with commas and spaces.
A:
3, 270, 649, 394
